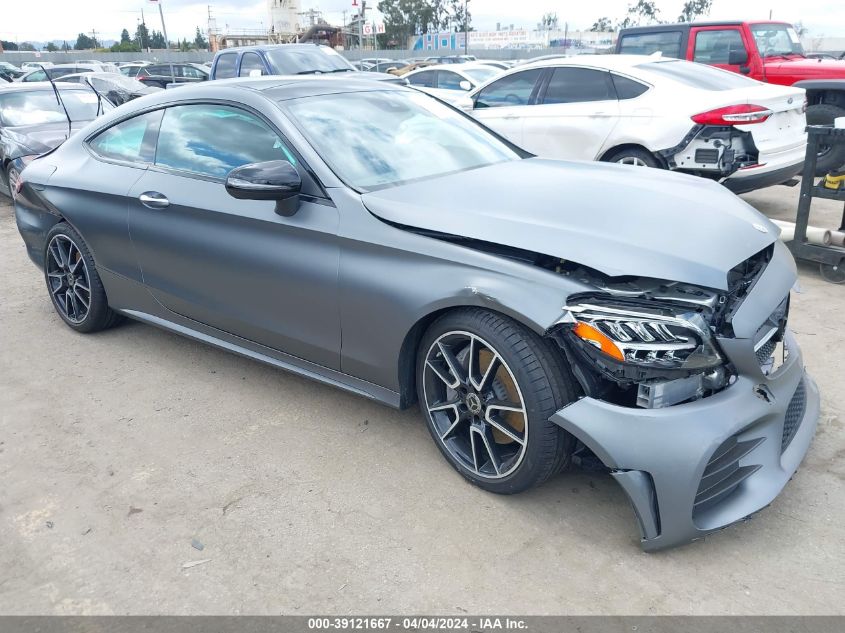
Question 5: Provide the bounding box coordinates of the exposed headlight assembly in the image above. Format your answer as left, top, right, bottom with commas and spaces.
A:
561, 301, 724, 372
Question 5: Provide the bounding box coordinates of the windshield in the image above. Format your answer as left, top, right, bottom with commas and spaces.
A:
265, 46, 356, 74
285, 90, 520, 191
461, 66, 499, 84
0, 89, 108, 126
750, 24, 805, 57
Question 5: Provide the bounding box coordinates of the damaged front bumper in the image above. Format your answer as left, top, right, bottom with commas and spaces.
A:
550, 329, 819, 551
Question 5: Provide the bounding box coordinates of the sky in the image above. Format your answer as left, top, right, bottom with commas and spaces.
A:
1, 0, 844, 45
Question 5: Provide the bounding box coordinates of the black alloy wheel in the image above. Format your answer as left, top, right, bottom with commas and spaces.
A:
418, 308, 577, 494
43, 223, 123, 333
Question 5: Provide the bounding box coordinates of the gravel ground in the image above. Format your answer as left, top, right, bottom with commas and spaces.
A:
0, 183, 843, 615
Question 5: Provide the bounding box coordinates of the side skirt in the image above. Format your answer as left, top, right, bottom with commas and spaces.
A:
119, 308, 402, 409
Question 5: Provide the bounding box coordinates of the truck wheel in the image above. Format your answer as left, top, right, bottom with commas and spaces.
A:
807, 104, 845, 175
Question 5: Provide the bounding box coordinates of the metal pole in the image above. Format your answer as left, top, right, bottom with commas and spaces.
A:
359, 2, 364, 51
158, 1, 170, 49
464, 0, 468, 54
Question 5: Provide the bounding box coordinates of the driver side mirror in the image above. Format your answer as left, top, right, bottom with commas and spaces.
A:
459, 79, 472, 91
728, 49, 749, 66
225, 160, 302, 216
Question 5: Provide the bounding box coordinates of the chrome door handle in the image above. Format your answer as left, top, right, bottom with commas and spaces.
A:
139, 192, 169, 209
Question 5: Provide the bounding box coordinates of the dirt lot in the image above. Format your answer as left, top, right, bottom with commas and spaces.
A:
0, 185, 843, 615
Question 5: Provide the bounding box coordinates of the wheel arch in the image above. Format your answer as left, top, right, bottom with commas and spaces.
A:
598, 143, 666, 167
395, 302, 563, 410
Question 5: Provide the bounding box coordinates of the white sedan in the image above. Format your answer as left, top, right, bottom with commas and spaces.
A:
461, 55, 807, 193
405, 63, 502, 104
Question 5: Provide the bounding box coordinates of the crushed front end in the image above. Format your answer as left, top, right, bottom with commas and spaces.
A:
547, 240, 820, 550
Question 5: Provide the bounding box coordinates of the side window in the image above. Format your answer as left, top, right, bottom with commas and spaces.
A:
24, 70, 47, 82
88, 110, 162, 163
408, 70, 435, 88
214, 54, 237, 79
155, 104, 296, 179
437, 71, 463, 90
618, 31, 683, 58
181, 65, 205, 79
239, 53, 265, 77
693, 29, 746, 64
542, 68, 614, 104
474, 69, 543, 108
610, 74, 649, 99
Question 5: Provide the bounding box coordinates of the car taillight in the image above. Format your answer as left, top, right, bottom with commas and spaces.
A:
137, 75, 148, 81
691, 104, 773, 126
15, 177, 24, 195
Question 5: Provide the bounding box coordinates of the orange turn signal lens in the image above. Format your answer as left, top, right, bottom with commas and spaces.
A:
572, 322, 625, 362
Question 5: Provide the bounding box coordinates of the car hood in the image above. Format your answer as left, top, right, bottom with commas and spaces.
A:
361, 159, 777, 291
764, 56, 845, 78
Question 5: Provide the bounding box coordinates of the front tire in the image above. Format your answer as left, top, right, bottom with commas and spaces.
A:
417, 308, 578, 494
43, 223, 123, 333
807, 103, 845, 175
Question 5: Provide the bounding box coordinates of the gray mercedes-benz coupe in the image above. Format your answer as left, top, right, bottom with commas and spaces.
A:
13, 77, 819, 550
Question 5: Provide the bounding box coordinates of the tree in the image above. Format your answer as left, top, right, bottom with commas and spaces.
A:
194, 26, 208, 50
590, 17, 612, 32
378, 0, 470, 46
539, 12, 559, 31
45, 42, 58, 52
135, 22, 150, 49
148, 30, 167, 49
793, 21, 809, 37
120, 28, 132, 45
448, 0, 470, 32
677, 0, 712, 22
617, 0, 661, 29
74, 32, 98, 50
18, 42, 37, 51
62, 40, 70, 51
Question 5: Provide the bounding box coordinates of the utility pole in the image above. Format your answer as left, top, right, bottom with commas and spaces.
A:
160, 3, 170, 49
140, 7, 148, 50
464, 0, 470, 55
90, 28, 98, 48
359, 0, 366, 51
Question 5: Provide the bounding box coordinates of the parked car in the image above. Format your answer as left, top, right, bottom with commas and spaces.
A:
463, 55, 807, 194
13, 76, 818, 551
388, 60, 436, 76
366, 60, 410, 73
57, 72, 161, 105
20, 61, 54, 71
209, 44, 403, 84
0, 82, 111, 199
476, 60, 512, 70
118, 62, 151, 77
616, 20, 845, 173
0, 62, 24, 82
424, 55, 475, 64
405, 63, 502, 103
135, 63, 209, 88
17, 63, 116, 83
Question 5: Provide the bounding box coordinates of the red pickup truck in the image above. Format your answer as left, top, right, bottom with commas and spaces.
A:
616, 21, 845, 173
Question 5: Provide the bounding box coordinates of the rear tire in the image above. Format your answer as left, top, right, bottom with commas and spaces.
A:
416, 308, 578, 495
0, 163, 11, 199
807, 103, 845, 176
603, 147, 661, 168
43, 223, 123, 333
